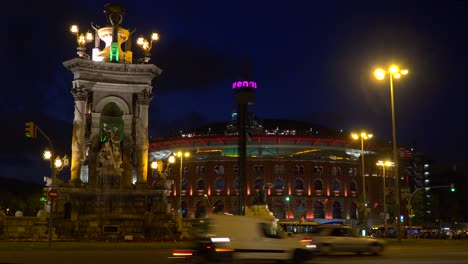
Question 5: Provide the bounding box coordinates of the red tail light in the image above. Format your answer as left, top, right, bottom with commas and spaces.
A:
300, 237, 313, 243
172, 249, 194, 256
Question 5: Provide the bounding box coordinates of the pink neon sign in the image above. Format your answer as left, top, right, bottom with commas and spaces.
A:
232, 80, 257, 90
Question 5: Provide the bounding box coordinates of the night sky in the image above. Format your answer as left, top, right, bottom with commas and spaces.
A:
3, 0, 468, 184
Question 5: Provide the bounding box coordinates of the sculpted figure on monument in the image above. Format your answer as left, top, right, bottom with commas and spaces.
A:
97, 123, 123, 177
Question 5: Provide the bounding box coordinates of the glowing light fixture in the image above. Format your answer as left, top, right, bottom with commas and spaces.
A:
69, 25, 94, 58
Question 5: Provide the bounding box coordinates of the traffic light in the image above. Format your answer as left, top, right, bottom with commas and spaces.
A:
285, 196, 290, 202
451, 183, 455, 192
24, 122, 36, 138
40, 196, 48, 202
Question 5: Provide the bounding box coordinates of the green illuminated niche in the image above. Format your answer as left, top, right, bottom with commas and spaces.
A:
110, 42, 119, 62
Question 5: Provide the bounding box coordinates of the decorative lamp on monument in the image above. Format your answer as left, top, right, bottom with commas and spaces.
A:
70, 25, 94, 58
137, 33, 159, 63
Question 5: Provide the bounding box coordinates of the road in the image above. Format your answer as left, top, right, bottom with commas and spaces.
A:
0, 240, 467, 264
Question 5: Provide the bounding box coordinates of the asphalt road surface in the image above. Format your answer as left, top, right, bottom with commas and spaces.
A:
0, 240, 467, 264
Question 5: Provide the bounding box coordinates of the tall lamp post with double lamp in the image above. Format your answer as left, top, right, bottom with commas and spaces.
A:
376, 160, 394, 236
351, 132, 373, 234
43, 150, 69, 247
170, 151, 190, 232
374, 65, 408, 242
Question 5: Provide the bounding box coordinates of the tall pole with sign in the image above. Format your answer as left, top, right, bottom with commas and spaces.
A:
233, 78, 256, 215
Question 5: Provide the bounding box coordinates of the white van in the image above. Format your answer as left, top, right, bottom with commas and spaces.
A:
174, 214, 314, 263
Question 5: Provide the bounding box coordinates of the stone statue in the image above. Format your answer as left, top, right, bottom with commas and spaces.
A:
97, 123, 122, 177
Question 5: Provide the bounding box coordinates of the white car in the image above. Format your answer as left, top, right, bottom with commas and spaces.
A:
306, 225, 385, 255
170, 214, 315, 263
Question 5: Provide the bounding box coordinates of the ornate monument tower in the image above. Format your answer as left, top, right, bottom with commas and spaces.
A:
54, 4, 174, 240
64, 4, 160, 189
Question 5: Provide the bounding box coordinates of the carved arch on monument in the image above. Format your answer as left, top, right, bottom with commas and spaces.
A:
95, 96, 130, 115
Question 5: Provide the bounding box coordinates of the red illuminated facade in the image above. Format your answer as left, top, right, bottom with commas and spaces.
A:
148, 121, 380, 225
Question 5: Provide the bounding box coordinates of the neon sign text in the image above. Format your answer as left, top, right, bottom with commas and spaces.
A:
232, 80, 257, 89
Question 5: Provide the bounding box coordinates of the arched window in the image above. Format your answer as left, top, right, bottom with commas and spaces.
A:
215, 178, 224, 191
350, 180, 357, 192
314, 180, 323, 191
294, 179, 304, 190
182, 179, 188, 190
274, 178, 285, 191
254, 178, 264, 190
332, 180, 340, 194
331, 167, 337, 176
314, 201, 325, 219
332, 201, 343, 219
196, 179, 206, 190
273, 200, 286, 219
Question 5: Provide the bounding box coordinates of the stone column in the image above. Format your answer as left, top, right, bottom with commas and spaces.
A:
135, 88, 152, 188
122, 115, 133, 188
69, 85, 88, 186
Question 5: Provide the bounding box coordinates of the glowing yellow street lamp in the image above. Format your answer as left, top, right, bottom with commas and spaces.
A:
69, 25, 94, 58
351, 132, 373, 233
137, 33, 159, 63
170, 151, 190, 232
374, 64, 408, 242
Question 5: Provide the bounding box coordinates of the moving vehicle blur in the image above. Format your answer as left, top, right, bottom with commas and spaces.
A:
169, 214, 315, 263
305, 224, 385, 255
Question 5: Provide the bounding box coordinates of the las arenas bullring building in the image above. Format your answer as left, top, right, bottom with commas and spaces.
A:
148, 116, 377, 226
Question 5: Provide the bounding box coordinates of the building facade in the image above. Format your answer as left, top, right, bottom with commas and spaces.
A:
149, 121, 380, 227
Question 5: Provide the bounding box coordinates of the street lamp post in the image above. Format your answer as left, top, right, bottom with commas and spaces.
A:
351, 132, 373, 234
374, 65, 408, 242
170, 151, 190, 232
43, 150, 69, 247
376, 160, 394, 236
